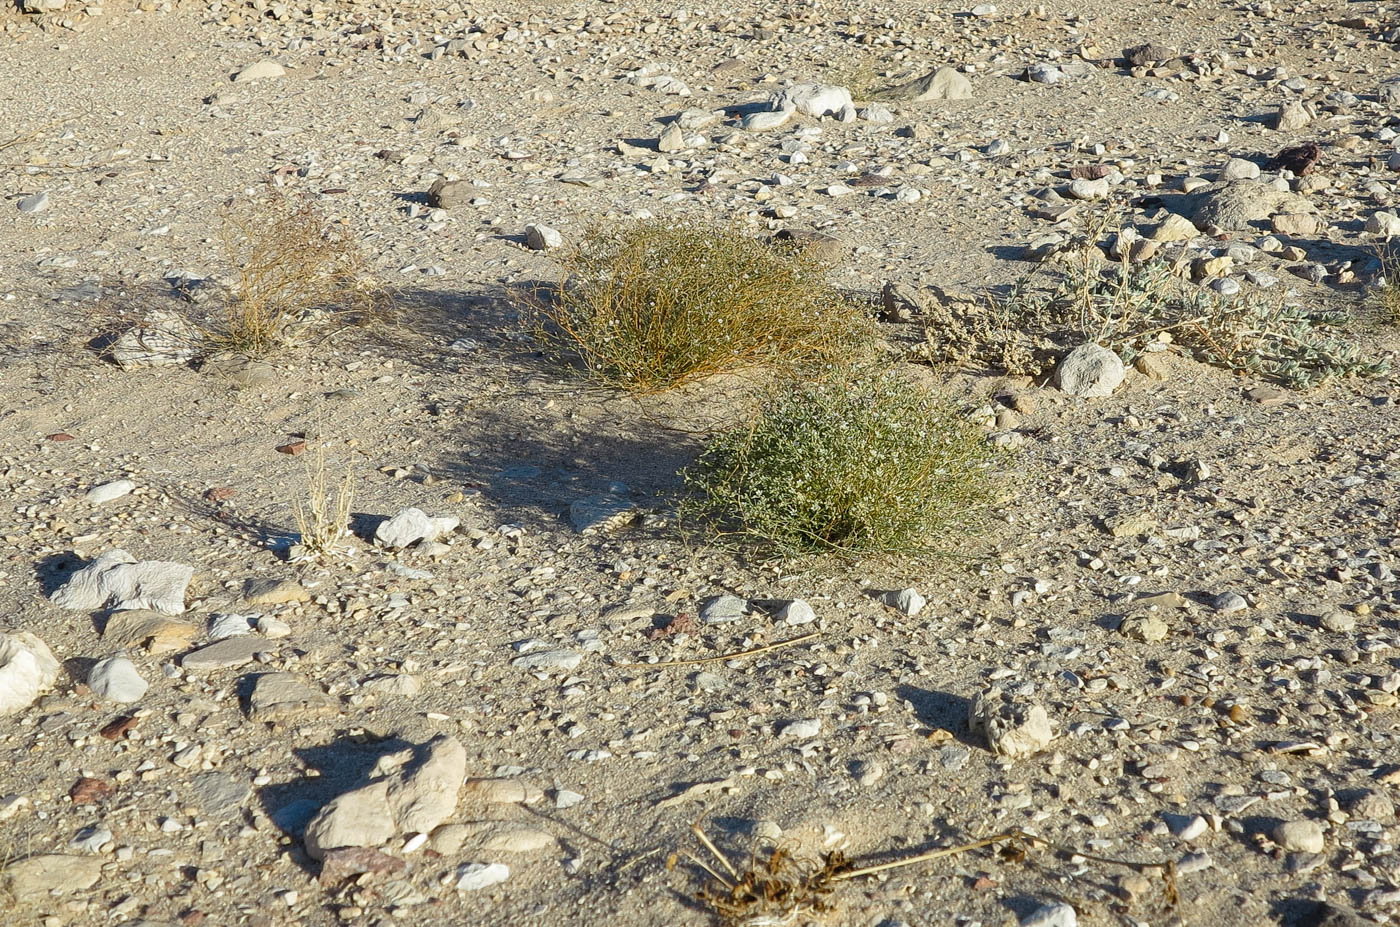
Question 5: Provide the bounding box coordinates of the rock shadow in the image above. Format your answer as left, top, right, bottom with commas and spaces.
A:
35, 550, 86, 598
894, 685, 979, 748
256, 732, 417, 849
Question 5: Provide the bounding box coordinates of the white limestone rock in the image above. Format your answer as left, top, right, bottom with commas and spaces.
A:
50, 549, 193, 615
969, 687, 1055, 759
304, 735, 466, 860
772, 83, 854, 118
1053, 344, 1125, 398
0, 632, 61, 717
374, 508, 460, 549
110, 310, 201, 368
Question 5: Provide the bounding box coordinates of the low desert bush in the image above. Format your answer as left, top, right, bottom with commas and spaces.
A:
214, 198, 382, 355
924, 218, 1386, 389
521, 221, 872, 392
680, 366, 1000, 557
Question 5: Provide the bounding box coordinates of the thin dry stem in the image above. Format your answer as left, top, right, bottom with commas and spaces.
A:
616, 632, 820, 669
292, 437, 354, 559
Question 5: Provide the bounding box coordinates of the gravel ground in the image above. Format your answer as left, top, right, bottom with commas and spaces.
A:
2, 1, 1400, 926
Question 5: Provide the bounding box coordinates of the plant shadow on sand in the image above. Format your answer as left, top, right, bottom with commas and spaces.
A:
355, 283, 748, 537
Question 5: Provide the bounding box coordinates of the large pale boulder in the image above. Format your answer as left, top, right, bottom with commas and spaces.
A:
304, 735, 466, 860
0, 632, 60, 716
50, 550, 193, 614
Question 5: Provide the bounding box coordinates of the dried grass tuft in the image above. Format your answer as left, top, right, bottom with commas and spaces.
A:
683, 822, 1179, 927
519, 220, 872, 393
291, 436, 355, 560
213, 197, 385, 355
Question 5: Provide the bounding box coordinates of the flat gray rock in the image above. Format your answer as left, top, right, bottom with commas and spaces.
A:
699, 595, 747, 625
191, 771, 251, 817
1, 854, 104, 902
181, 637, 269, 671
246, 672, 335, 722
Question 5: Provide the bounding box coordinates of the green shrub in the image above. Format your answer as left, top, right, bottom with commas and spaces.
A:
523, 221, 870, 392
680, 368, 1000, 556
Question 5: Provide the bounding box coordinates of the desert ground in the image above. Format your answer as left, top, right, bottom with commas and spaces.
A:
1, 0, 1399, 926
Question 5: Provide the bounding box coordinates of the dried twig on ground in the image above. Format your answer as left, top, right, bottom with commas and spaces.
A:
615, 632, 819, 669
687, 823, 1178, 927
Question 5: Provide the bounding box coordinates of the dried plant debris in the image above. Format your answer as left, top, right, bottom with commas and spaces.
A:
685, 823, 1178, 927
921, 211, 1387, 389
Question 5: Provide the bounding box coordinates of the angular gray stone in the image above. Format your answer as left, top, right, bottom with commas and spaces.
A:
657, 123, 686, 152
247, 672, 335, 722
181, 637, 269, 672
699, 595, 748, 625
208, 613, 255, 641
191, 771, 251, 818
0, 631, 60, 717
883, 588, 926, 617
87, 656, 148, 704
304, 735, 466, 860
455, 861, 509, 891
50, 549, 193, 615
777, 600, 817, 626
1054, 344, 1124, 398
